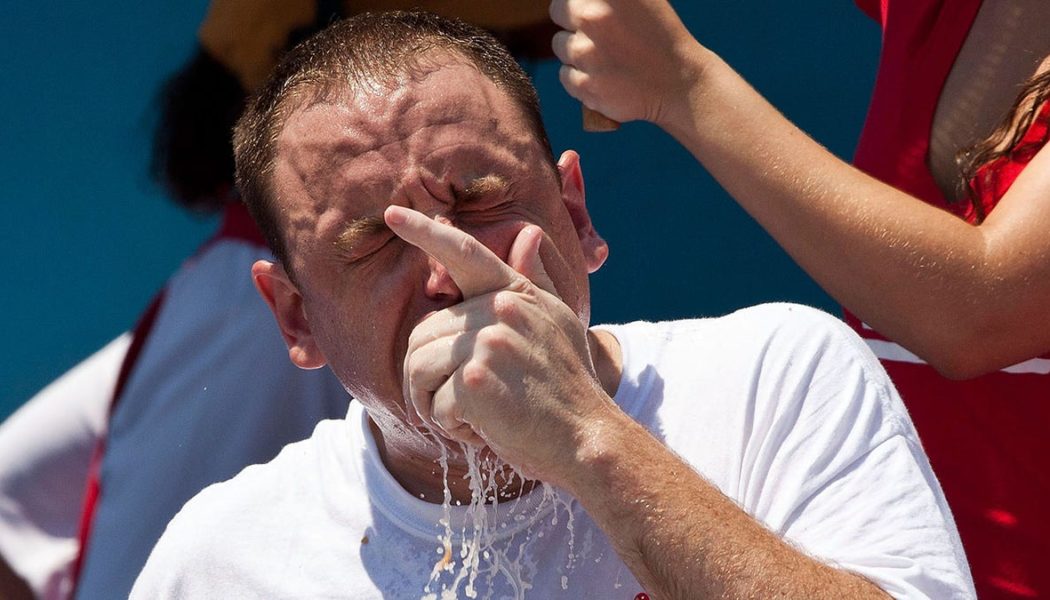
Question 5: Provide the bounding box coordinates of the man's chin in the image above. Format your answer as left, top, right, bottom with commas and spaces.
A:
418, 428, 526, 470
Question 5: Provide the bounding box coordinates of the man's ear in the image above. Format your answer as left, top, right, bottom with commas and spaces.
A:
557, 150, 609, 273
251, 260, 327, 370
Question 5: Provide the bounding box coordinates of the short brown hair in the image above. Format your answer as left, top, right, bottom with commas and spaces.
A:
233, 11, 554, 270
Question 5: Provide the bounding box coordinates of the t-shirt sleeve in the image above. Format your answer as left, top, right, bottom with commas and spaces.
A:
130, 479, 257, 599
128, 479, 199, 599
740, 307, 974, 599
131, 433, 325, 599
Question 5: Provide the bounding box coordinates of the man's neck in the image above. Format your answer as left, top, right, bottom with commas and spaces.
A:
371, 327, 623, 505
369, 418, 536, 504
589, 327, 623, 400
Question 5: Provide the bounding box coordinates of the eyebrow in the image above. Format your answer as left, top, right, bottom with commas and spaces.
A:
331, 174, 510, 253
458, 174, 510, 203
333, 215, 389, 254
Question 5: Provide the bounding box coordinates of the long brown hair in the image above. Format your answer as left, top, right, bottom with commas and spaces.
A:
958, 68, 1050, 222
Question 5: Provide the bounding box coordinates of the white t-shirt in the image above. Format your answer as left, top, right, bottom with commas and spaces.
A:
132, 304, 975, 599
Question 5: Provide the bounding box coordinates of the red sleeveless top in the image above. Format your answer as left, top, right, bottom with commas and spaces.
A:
965, 102, 1050, 224
850, 2, 1050, 598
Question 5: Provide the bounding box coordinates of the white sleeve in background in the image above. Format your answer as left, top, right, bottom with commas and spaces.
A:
0, 334, 130, 599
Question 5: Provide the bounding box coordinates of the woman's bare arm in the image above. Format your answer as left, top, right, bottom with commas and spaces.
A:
550, 0, 1050, 378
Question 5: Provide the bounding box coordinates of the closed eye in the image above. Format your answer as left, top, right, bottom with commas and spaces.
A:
334, 216, 394, 262
455, 175, 511, 207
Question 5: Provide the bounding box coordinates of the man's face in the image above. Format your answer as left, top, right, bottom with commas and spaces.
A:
261, 60, 606, 431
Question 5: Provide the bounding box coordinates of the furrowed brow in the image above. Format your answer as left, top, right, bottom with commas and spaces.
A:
333, 215, 389, 253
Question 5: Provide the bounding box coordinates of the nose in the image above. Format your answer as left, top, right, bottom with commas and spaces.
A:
423, 254, 463, 302
422, 214, 463, 302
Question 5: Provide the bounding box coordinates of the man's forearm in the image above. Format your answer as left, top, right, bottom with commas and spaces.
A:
564, 405, 888, 599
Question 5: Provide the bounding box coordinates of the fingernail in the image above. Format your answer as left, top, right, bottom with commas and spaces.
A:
385, 205, 408, 225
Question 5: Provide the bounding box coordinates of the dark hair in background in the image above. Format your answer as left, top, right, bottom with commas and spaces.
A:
151, 1, 344, 212
234, 11, 554, 273
150, 49, 245, 212
959, 68, 1050, 223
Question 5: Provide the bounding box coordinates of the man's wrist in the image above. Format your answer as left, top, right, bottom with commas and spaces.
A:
559, 401, 645, 499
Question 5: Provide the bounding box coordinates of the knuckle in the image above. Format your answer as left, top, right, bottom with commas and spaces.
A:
475, 324, 508, 351
408, 317, 440, 351
558, 65, 580, 96
491, 291, 521, 321
576, 3, 612, 29
460, 359, 489, 390
435, 414, 459, 436
457, 234, 480, 261
558, 64, 573, 87
574, 38, 596, 67
570, 69, 593, 95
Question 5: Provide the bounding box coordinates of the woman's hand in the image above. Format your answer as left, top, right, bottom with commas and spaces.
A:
549, 0, 706, 129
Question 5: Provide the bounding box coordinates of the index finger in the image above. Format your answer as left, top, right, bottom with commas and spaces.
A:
384, 205, 523, 299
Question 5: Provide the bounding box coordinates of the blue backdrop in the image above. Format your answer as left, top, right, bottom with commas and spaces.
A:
1, 3, 879, 419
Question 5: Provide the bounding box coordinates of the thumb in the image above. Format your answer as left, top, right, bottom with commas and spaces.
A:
507, 225, 557, 296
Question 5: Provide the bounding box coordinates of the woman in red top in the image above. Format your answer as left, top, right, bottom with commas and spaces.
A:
550, 0, 1050, 597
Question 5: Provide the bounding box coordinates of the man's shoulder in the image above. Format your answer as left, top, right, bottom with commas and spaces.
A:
604, 303, 902, 432
131, 418, 349, 595
726, 302, 880, 360
705, 303, 895, 402
179, 417, 344, 519
608, 302, 873, 363
713, 302, 852, 336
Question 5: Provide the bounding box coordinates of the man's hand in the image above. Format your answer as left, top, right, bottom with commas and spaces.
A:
383, 213, 906, 600
386, 206, 611, 483
549, 0, 704, 129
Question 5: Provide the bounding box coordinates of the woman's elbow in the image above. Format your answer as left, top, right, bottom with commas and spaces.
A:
919, 323, 1038, 380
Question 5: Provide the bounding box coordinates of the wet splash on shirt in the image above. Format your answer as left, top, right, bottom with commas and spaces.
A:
421, 443, 577, 599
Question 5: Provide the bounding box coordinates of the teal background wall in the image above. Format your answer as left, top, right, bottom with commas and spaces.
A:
1, 3, 879, 419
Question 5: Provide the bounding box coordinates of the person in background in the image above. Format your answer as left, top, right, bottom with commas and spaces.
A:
0, 3, 349, 598
548, 0, 1050, 597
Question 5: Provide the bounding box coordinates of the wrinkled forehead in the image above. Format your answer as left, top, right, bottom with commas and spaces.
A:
272, 62, 550, 221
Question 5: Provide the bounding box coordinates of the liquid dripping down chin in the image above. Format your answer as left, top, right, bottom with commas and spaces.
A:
420, 441, 580, 600
423, 442, 455, 599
